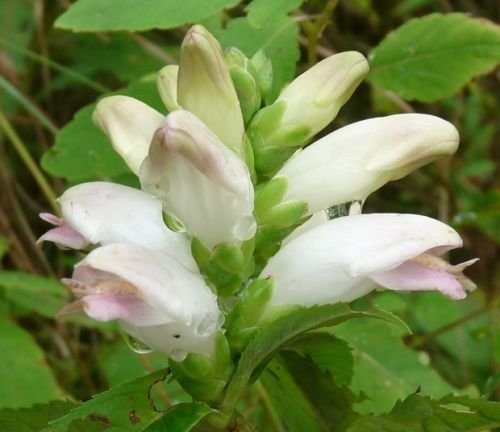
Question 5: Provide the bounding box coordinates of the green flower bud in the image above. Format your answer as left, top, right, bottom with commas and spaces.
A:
251, 50, 273, 99
258, 200, 308, 228
157, 65, 179, 112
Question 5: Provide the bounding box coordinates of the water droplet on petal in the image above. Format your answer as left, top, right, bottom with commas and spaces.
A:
123, 333, 153, 354
326, 201, 364, 219
232, 215, 257, 241
170, 349, 188, 362
163, 212, 186, 232
195, 313, 219, 337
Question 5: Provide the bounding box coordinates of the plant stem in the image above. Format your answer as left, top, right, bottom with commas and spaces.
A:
0, 38, 110, 93
408, 298, 499, 349
0, 111, 59, 214
0, 75, 58, 135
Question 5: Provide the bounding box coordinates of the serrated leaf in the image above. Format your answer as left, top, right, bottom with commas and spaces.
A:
216, 16, 299, 102
222, 304, 407, 411
41, 77, 164, 182
0, 316, 64, 408
0, 271, 68, 318
368, 13, 500, 102
143, 403, 214, 431
0, 401, 77, 432
45, 368, 170, 431
55, 0, 240, 32
347, 394, 500, 432
246, 0, 304, 28
334, 318, 457, 415
284, 332, 354, 387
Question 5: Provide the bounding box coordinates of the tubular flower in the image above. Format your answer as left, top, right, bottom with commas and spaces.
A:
38, 182, 195, 270
261, 214, 477, 312
61, 243, 221, 360
140, 110, 255, 249
274, 114, 459, 215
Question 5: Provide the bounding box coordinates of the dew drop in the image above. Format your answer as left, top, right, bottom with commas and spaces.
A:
170, 349, 188, 362
232, 215, 257, 241
123, 333, 153, 354
326, 200, 364, 220
163, 212, 186, 232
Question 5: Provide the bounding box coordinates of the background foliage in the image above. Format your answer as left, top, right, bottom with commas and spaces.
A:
0, 0, 499, 430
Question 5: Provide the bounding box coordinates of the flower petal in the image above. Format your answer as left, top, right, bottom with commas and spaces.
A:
54, 182, 195, 269
157, 65, 180, 112
261, 213, 468, 307
92, 96, 165, 175
140, 110, 255, 249
278, 51, 368, 139
70, 243, 221, 358
276, 114, 459, 214
178, 25, 244, 155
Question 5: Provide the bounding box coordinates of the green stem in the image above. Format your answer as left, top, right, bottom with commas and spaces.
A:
0, 111, 59, 214
0, 38, 110, 93
408, 297, 499, 349
0, 75, 58, 135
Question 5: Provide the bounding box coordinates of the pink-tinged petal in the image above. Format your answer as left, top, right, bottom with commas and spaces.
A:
140, 110, 255, 249
39, 212, 63, 225
57, 182, 196, 270
371, 260, 467, 300
83, 293, 140, 321
37, 224, 88, 249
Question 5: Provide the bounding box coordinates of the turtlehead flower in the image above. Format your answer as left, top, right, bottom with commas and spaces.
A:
38, 182, 195, 270
39, 183, 221, 359
92, 26, 253, 251
275, 51, 369, 141
274, 113, 459, 215
248, 51, 369, 175
61, 243, 221, 360
177, 25, 245, 156
261, 214, 477, 312
157, 64, 180, 112
92, 96, 165, 176
140, 110, 256, 249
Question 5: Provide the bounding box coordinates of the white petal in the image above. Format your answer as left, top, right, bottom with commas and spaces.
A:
261, 213, 462, 307
178, 25, 244, 156
157, 65, 180, 112
140, 110, 255, 249
276, 114, 459, 214
59, 182, 196, 270
278, 51, 368, 139
73, 243, 221, 357
92, 96, 165, 175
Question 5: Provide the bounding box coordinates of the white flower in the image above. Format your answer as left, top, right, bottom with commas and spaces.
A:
38, 181, 196, 270
261, 213, 477, 310
275, 114, 459, 214
140, 110, 255, 249
92, 96, 165, 176
276, 51, 369, 141
60, 243, 221, 360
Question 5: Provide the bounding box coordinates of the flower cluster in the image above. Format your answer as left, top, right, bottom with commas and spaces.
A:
40, 25, 476, 396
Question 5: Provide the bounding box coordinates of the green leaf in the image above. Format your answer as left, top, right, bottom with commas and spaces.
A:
0, 316, 64, 408
347, 394, 500, 432
246, 0, 304, 28
100, 342, 190, 405
368, 13, 500, 102
334, 317, 457, 415
260, 353, 359, 432
46, 368, 170, 431
143, 403, 214, 431
284, 332, 354, 387
55, 0, 241, 32
216, 16, 299, 102
0, 401, 77, 432
222, 304, 407, 412
41, 77, 164, 182
0, 271, 68, 318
